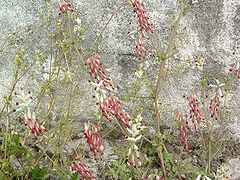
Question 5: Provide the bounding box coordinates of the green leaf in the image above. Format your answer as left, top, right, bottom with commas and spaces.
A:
31, 165, 49, 180
70, 172, 79, 180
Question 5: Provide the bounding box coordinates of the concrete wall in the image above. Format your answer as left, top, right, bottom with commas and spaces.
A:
0, 0, 239, 143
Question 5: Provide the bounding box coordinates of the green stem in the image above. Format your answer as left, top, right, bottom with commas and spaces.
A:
154, 2, 185, 178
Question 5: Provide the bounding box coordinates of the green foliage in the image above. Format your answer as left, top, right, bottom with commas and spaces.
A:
183, 5, 190, 15
31, 165, 49, 180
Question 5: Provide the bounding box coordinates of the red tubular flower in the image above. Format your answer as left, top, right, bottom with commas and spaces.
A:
209, 97, 221, 120
176, 112, 190, 151
136, 39, 147, 57
85, 57, 132, 127
129, 0, 153, 57
58, 0, 73, 13
186, 95, 204, 131
85, 56, 114, 92
14, 89, 47, 140
24, 110, 47, 140
130, 0, 153, 37
84, 122, 104, 160
70, 159, 96, 180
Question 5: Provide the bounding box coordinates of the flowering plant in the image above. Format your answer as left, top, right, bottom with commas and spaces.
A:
84, 122, 104, 160
13, 89, 47, 139
70, 158, 96, 180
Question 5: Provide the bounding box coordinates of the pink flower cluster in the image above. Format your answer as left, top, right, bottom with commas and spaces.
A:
70, 158, 96, 180
85, 57, 132, 127
130, 0, 153, 37
177, 94, 206, 150
24, 110, 48, 140
177, 93, 223, 150
209, 97, 221, 120
176, 112, 190, 150
185, 94, 205, 131
130, 0, 153, 57
58, 0, 73, 13
14, 89, 47, 140
84, 122, 104, 160
85, 56, 114, 92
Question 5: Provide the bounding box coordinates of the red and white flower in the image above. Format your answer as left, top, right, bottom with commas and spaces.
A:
58, 0, 73, 13
70, 158, 96, 180
14, 89, 47, 139
84, 122, 104, 160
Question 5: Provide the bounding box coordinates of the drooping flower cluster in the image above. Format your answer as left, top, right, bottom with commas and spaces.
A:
178, 88, 224, 150
85, 57, 146, 167
84, 122, 104, 160
14, 89, 47, 140
85, 56, 132, 126
185, 94, 205, 131
209, 97, 221, 120
176, 112, 190, 150
129, 0, 153, 57
208, 79, 225, 120
69, 158, 96, 180
176, 94, 206, 150
130, 0, 153, 37
24, 109, 48, 140
125, 114, 146, 167
58, 0, 73, 13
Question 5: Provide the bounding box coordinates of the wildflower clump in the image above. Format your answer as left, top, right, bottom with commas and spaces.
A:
84, 122, 104, 160
85, 56, 132, 126
14, 89, 47, 139
70, 158, 96, 180
176, 112, 190, 150
185, 94, 205, 131
176, 94, 205, 150
129, 0, 153, 57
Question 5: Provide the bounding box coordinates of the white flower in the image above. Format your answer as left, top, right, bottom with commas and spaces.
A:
209, 79, 225, 97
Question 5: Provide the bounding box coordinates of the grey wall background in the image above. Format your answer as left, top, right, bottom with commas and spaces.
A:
0, 0, 239, 169
0, 0, 240, 178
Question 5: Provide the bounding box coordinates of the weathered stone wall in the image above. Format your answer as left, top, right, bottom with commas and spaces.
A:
1, 0, 240, 178
0, 0, 239, 165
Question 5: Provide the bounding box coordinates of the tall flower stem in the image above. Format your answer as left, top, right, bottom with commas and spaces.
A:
154, 2, 185, 178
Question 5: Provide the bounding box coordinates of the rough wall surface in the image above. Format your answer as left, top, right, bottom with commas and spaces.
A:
0, 0, 240, 177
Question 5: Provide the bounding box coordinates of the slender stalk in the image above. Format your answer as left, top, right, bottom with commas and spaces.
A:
154, 2, 185, 178
2, 62, 21, 159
